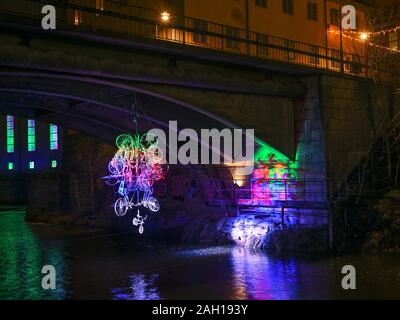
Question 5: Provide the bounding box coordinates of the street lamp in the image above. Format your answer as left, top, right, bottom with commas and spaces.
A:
360, 32, 369, 41
161, 11, 170, 22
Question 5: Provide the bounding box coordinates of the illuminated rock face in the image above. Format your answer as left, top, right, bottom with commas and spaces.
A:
223, 218, 275, 248
214, 213, 328, 253
218, 213, 300, 249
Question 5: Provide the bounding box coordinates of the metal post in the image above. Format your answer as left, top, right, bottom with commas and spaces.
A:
339, 0, 344, 73
324, 0, 328, 70
284, 179, 288, 201
245, 0, 249, 55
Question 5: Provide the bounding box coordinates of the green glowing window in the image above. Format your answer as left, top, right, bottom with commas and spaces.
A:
27, 119, 36, 152
29, 161, 35, 170
49, 124, 58, 150
6, 115, 14, 153
51, 160, 57, 168
8, 162, 13, 170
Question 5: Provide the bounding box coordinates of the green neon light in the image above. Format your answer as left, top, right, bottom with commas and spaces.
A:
254, 140, 298, 179
49, 124, 58, 150
51, 160, 57, 168
27, 119, 36, 152
29, 161, 35, 170
254, 140, 291, 163
8, 162, 13, 170
6, 115, 14, 153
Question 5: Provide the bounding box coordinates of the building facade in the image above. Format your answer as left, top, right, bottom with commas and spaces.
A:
5, 1, 398, 76
60, 0, 379, 73
0, 115, 63, 174
184, 0, 371, 51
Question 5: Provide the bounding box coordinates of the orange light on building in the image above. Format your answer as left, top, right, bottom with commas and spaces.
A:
74, 10, 82, 25
161, 11, 170, 22
360, 32, 369, 41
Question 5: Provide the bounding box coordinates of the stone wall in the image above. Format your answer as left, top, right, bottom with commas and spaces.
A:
320, 75, 396, 183
0, 32, 304, 159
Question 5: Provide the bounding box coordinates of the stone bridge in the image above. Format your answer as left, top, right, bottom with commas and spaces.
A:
0, 3, 397, 249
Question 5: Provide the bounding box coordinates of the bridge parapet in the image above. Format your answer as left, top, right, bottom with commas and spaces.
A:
1, 0, 394, 83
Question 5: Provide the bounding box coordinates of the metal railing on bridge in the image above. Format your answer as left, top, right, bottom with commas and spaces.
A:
0, 0, 397, 82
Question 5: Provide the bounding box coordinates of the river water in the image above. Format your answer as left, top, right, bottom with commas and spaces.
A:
0, 208, 399, 300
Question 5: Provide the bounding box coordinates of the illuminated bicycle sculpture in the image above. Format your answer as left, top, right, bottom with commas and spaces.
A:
103, 133, 167, 233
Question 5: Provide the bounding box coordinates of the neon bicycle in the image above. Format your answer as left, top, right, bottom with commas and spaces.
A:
132, 210, 147, 234
104, 133, 167, 233
114, 186, 160, 217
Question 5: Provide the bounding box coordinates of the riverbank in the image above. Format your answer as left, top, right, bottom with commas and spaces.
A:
24, 206, 97, 229
21, 187, 400, 256
24, 206, 330, 255
334, 188, 400, 255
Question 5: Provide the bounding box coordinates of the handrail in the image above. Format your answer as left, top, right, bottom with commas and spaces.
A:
0, 0, 397, 82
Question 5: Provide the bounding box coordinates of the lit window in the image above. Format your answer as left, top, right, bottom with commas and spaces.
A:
8, 162, 13, 170
96, 0, 104, 11
96, 0, 104, 16
389, 31, 398, 50
49, 124, 59, 150
307, 2, 318, 21
27, 119, 36, 152
29, 161, 35, 170
74, 10, 82, 25
255, 0, 267, 8
6, 115, 14, 153
51, 160, 57, 168
282, 0, 294, 15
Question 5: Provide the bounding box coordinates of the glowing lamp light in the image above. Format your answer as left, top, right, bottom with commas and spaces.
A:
360, 32, 369, 41
161, 11, 170, 22
233, 179, 245, 187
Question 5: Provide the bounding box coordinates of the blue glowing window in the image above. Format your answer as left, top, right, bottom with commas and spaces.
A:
49, 124, 58, 150
27, 119, 36, 152
6, 115, 14, 153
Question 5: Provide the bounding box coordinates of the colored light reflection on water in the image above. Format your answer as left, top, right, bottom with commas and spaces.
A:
0, 208, 66, 300
1, 208, 400, 300
111, 274, 160, 300
230, 248, 299, 300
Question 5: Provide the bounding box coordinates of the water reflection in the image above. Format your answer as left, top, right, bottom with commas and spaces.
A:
111, 274, 160, 300
1, 209, 399, 300
0, 209, 66, 300
230, 247, 299, 300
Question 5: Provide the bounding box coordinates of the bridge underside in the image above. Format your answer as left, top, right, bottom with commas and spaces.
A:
0, 72, 239, 144
0, 23, 335, 249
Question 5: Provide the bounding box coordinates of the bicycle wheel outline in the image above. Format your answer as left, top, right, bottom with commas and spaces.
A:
147, 197, 160, 212
114, 197, 128, 217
